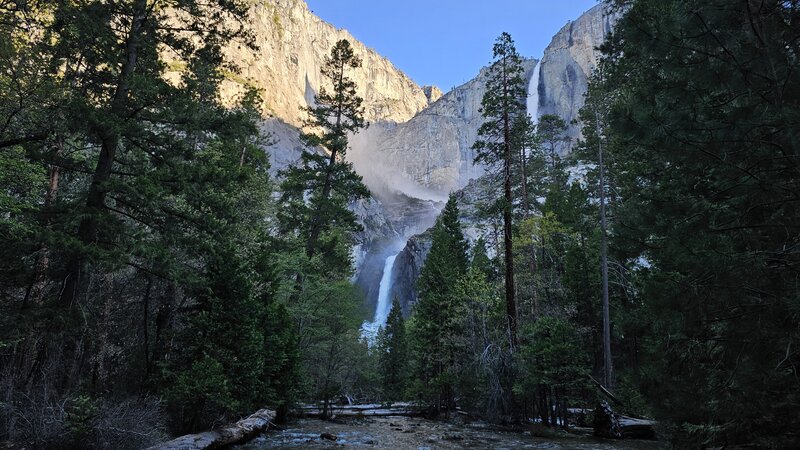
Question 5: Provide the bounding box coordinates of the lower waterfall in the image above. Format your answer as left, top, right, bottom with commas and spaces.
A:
361, 252, 399, 342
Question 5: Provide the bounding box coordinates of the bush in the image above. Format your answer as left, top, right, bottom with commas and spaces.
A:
1, 381, 166, 449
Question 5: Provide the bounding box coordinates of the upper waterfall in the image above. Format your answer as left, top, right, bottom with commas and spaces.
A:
527, 60, 541, 125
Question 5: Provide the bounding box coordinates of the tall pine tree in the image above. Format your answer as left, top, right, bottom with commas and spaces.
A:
378, 299, 408, 401
279, 39, 370, 265
411, 194, 468, 414
473, 32, 528, 347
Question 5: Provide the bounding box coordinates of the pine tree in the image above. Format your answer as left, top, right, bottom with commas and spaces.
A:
0, 1, 307, 439
411, 194, 468, 414
595, 0, 800, 446
515, 317, 588, 428
279, 39, 370, 265
577, 72, 615, 390
473, 32, 528, 347
378, 299, 408, 401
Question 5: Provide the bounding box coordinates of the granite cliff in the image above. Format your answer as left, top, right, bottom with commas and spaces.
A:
388, 4, 619, 313
217, 0, 433, 127
190, 0, 619, 317
538, 3, 621, 144
348, 60, 538, 198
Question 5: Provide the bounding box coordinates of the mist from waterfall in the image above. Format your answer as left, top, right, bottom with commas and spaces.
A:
361, 252, 399, 342
527, 60, 541, 125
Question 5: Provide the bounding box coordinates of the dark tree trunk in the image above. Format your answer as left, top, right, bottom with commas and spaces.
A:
596, 113, 613, 389
60, 0, 149, 308
503, 110, 517, 348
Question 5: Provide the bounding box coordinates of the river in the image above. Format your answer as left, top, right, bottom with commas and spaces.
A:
235, 416, 665, 450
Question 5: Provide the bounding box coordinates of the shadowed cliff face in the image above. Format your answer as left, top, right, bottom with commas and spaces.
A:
538, 3, 621, 147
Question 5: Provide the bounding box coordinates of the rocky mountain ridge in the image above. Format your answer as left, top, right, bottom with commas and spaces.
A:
214, 0, 434, 128
538, 2, 621, 144
348, 59, 538, 198
211, 0, 619, 316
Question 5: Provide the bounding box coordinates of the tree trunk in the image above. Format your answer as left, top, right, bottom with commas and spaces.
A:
597, 113, 613, 389
503, 113, 518, 348
520, 144, 530, 218
60, 0, 149, 308
142, 276, 153, 380
22, 137, 62, 308
149, 408, 275, 450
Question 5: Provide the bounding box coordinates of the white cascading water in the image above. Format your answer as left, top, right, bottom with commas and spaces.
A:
361, 252, 399, 342
527, 60, 541, 124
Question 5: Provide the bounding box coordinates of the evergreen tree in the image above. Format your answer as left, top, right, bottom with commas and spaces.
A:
275, 39, 372, 417
536, 114, 570, 216
279, 39, 370, 265
456, 263, 507, 418
515, 317, 588, 428
378, 299, 408, 401
473, 32, 528, 346
410, 194, 468, 414
596, 0, 800, 446
536, 114, 569, 177
0, 0, 305, 441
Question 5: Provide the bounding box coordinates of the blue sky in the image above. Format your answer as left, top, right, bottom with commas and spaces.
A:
305, 0, 599, 91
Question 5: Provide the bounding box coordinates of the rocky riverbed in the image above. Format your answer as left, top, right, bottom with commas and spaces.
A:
235, 416, 666, 450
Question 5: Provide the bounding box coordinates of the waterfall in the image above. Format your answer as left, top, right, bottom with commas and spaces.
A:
527, 60, 541, 125
361, 252, 399, 342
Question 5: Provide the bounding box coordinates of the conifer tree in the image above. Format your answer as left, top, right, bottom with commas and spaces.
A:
378, 299, 408, 401
473, 32, 528, 346
595, 0, 800, 445
279, 39, 370, 264
411, 194, 468, 413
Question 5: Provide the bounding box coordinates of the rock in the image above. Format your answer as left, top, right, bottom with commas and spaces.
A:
593, 400, 622, 439
422, 85, 443, 104
204, 0, 430, 128
539, 3, 622, 144
388, 232, 432, 314
320, 432, 338, 441
348, 59, 538, 196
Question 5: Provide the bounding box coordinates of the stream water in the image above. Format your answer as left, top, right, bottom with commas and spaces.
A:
235, 416, 665, 450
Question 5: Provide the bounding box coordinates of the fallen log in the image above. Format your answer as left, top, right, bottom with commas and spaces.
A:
146, 408, 275, 450
618, 415, 657, 440
593, 401, 657, 440
300, 402, 429, 418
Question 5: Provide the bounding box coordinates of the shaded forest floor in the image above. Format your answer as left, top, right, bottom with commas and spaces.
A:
234, 416, 665, 449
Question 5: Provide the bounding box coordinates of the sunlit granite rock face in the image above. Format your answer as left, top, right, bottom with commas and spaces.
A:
193, 0, 619, 315
538, 3, 621, 145
422, 85, 444, 104
204, 0, 430, 129
348, 59, 538, 198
